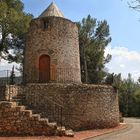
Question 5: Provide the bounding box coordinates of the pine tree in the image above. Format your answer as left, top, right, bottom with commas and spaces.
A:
128, 0, 140, 11
0, 0, 32, 63
78, 15, 112, 84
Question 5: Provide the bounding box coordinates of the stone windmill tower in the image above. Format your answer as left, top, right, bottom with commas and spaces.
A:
23, 2, 81, 84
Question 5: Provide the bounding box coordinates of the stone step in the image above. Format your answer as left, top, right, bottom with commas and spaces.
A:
9, 99, 73, 137
57, 126, 66, 131
48, 122, 57, 129
31, 114, 40, 121
65, 129, 74, 137
15, 105, 26, 111
21, 110, 32, 117
57, 126, 66, 136
39, 118, 49, 124
0, 101, 13, 109
0, 101, 74, 137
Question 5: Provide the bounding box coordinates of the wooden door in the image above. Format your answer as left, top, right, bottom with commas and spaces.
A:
39, 55, 50, 83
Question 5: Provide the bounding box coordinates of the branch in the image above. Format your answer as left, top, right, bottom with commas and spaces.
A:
128, 0, 140, 11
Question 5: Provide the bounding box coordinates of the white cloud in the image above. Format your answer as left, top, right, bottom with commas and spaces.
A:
120, 64, 125, 68
0, 59, 19, 71
105, 45, 140, 81
0, 59, 20, 77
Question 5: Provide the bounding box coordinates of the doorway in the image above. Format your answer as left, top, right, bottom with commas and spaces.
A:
39, 55, 50, 83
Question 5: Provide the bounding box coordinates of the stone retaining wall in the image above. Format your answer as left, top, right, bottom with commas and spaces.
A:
0, 86, 7, 101
0, 83, 119, 131
0, 85, 22, 101
0, 101, 58, 136
23, 83, 119, 131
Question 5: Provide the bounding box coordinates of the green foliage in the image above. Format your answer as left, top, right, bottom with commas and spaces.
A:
105, 73, 114, 85
118, 73, 140, 117
105, 72, 140, 117
105, 73, 122, 92
78, 15, 112, 84
0, 0, 32, 63
137, 76, 140, 83
112, 73, 122, 89
128, 0, 140, 11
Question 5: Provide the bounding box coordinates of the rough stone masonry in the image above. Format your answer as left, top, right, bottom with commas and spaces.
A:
0, 2, 119, 135
24, 83, 119, 130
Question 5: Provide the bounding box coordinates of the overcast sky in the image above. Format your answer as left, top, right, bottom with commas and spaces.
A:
1, 0, 140, 80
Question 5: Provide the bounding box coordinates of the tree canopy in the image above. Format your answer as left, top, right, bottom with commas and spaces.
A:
78, 15, 112, 84
0, 0, 32, 63
128, 0, 140, 11
105, 73, 140, 117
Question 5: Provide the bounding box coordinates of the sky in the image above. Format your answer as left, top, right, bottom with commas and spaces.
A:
1, 0, 140, 80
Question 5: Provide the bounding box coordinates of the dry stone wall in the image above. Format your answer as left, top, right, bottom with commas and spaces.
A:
23, 83, 119, 131
0, 86, 7, 101
0, 85, 22, 101
24, 17, 81, 83
0, 101, 59, 136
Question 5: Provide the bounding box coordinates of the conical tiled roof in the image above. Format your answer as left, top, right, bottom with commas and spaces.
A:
39, 2, 64, 18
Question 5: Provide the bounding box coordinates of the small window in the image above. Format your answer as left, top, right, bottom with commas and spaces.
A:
44, 21, 48, 29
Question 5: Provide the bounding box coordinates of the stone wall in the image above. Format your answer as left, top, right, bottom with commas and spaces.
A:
24, 17, 81, 84
0, 86, 7, 101
0, 85, 22, 101
23, 83, 119, 131
0, 101, 60, 136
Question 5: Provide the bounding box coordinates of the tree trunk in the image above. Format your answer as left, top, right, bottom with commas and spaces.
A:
0, 25, 6, 52
83, 45, 88, 83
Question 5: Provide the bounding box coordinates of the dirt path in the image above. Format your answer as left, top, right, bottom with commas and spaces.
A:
87, 118, 140, 140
